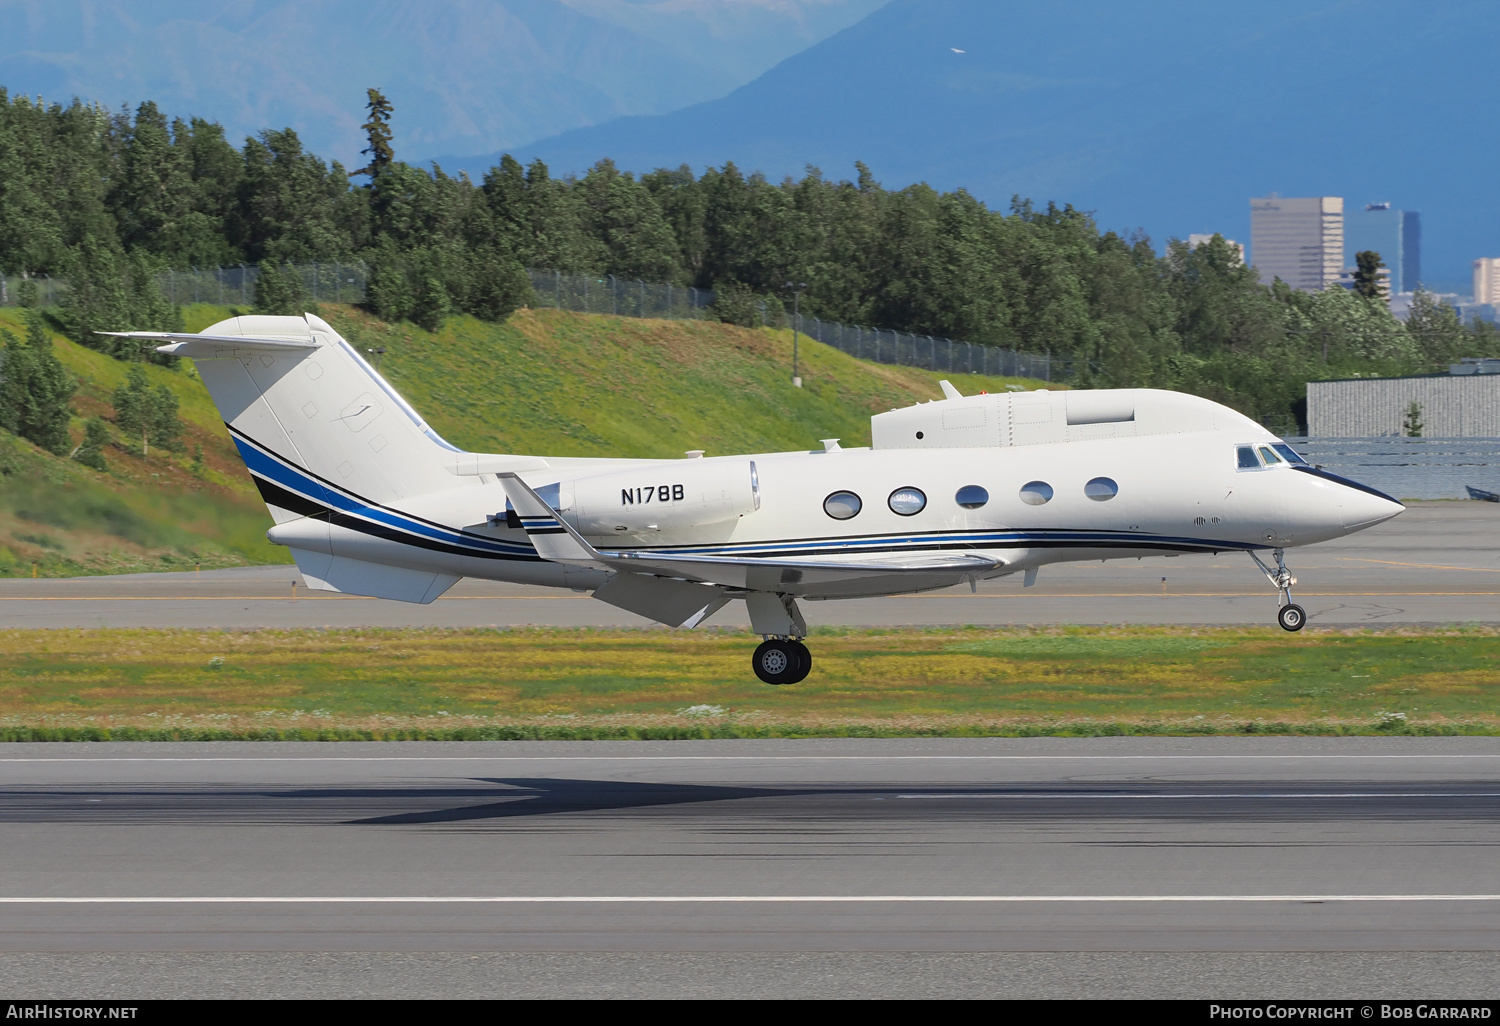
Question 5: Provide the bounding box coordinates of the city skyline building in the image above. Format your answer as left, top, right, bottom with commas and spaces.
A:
1250, 195, 1344, 291
1344, 202, 1421, 293
1475, 258, 1500, 305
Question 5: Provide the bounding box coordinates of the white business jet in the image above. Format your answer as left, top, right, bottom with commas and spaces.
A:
106, 314, 1404, 684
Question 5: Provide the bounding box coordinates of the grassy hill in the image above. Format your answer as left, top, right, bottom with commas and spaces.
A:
0, 304, 1049, 578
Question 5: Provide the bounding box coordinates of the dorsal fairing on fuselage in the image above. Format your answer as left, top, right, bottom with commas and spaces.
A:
870, 386, 1273, 451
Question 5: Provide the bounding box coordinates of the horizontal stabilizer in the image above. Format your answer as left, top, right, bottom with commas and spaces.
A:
289, 548, 459, 604
97, 331, 319, 358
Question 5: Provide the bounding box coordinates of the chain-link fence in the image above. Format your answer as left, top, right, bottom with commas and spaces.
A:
2, 262, 1053, 380
530, 269, 1053, 381
528, 270, 715, 320
153, 262, 373, 306
794, 317, 1052, 381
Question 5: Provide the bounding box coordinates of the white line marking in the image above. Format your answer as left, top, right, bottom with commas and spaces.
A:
895, 792, 1500, 799
2, 895, 1499, 904
1, 755, 1498, 763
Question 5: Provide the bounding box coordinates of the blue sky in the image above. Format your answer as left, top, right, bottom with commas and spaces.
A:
2, 0, 1491, 292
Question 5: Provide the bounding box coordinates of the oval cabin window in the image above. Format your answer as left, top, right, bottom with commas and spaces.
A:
955, 485, 989, 509
1084, 477, 1119, 501
823, 491, 863, 520
1019, 481, 1053, 506
888, 487, 927, 516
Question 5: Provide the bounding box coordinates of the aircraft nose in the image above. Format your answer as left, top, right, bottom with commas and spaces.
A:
1342, 487, 1405, 533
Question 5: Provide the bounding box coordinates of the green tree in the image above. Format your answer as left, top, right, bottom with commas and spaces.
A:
60, 245, 183, 357
253, 260, 310, 315
72, 415, 110, 470
113, 364, 181, 456
1352, 250, 1387, 299
1402, 400, 1424, 438
0, 312, 76, 455
710, 280, 768, 327
462, 248, 533, 322
352, 89, 395, 180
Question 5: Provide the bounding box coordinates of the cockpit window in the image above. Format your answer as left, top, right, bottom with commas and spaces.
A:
1258, 446, 1283, 465
1272, 444, 1309, 465
1236, 446, 1260, 469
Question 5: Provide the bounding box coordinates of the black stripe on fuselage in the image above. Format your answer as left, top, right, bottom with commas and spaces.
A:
249, 472, 543, 563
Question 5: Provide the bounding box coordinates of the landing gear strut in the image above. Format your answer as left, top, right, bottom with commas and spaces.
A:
1250, 548, 1305, 632
752, 639, 811, 685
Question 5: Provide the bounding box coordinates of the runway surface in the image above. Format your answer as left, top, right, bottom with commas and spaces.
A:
2, 738, 1499, 997
2, 501, 1497, 629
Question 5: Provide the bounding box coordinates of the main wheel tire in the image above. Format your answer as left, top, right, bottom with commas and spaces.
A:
786, 641, 812, 684
752, 640, 800, 685
1278, 603, 1307, 632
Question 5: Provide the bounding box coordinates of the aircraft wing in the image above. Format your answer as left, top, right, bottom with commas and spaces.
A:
497, 473, 1004, 591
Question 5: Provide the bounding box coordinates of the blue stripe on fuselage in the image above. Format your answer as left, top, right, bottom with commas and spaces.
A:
230, 434, 532, 557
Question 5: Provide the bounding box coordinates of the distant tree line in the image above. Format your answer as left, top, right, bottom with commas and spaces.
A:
1, 85, 1496, 430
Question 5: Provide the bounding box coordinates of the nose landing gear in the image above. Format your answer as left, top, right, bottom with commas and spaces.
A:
1250, 548, 1305, 632
752, 638, 811, 685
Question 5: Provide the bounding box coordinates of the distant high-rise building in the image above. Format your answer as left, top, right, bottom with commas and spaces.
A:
1476, 258, 1500, 305
1187, 233, 1246, 265
1402, 211, 1421, 291
1250, 195, 1343, 291
1343, 202, 1422, 293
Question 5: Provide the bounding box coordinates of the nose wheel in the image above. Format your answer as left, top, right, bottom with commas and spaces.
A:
753, 639, 811, 685
1250, 548, 1306, 632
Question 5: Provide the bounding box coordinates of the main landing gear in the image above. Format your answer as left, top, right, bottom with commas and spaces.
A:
1250, 547, 1305, 632
745, 593, 811, 684
752, 638, 812, 685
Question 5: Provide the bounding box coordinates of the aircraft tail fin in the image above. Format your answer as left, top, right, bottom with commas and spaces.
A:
115, 314, 462, 523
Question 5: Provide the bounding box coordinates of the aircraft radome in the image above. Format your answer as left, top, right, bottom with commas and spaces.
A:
105, 315, 1405, 685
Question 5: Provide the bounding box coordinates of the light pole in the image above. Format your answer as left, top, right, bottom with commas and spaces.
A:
786, 281, 807, 387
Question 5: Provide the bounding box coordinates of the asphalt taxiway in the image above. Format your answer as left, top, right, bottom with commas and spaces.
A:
1, 738, 1498, 997
1, 501, 1496, 629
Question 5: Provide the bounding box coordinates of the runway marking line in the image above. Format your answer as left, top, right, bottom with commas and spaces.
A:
0, 589, 1473, 602
895, 792, 1500, 799
1338, 558, 1500, 573
3, 895, 1500, 904
3, 755, 1500, 763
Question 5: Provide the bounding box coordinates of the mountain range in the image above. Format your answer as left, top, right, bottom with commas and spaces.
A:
476, 0, 1496, 293
0, 0, 883, 167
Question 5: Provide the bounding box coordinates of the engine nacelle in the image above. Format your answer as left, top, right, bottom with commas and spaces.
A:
564, 460, 760, 535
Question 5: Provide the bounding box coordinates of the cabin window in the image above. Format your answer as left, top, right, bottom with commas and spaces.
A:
955, 485, 989, 509
1236, 446, 1261, 470
1273, 444, 1309, 465
824, 491, 862, 520
1084, 477, 1119, 501
888, 487, 927, 516
1258, 446, 1283, 465
1019, 481, 1053, 506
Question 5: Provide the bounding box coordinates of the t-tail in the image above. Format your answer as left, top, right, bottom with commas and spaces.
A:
101, 313, 542, 602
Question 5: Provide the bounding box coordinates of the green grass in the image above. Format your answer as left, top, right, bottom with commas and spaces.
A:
1, 626, 1496, 739
0, 304, 1047, 577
